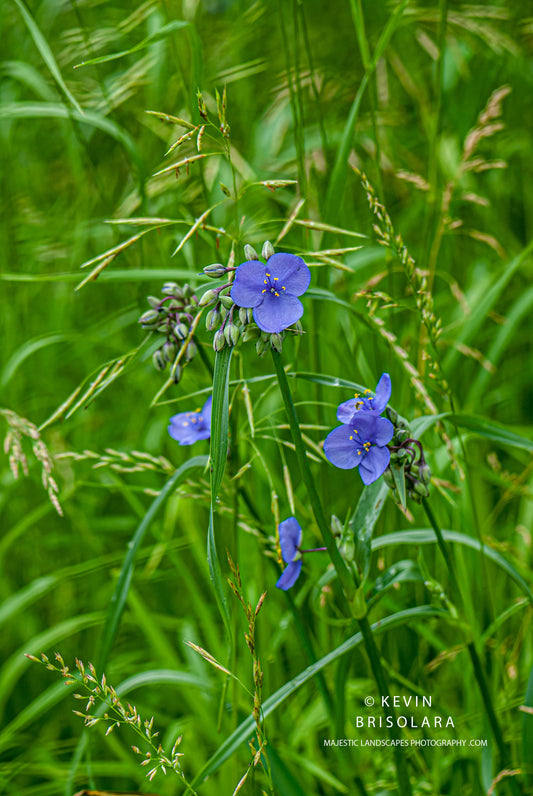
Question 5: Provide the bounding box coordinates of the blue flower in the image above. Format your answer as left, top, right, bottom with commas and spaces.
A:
230, 253, 311, 334
323, 412, 394, 485
336, 373, 391, 424
168, 396, 212, 445
275, 517, 303, 590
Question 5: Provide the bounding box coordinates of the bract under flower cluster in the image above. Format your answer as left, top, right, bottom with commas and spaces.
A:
324, 374, 393, 485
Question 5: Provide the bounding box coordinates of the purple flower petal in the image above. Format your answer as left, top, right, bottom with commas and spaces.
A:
337, 397, 365, 424
372, 373, 391, 414
359, 446, 391, 485
168, 410, 210, 445
253, 293, 303, 333
323, 425, 361, 469
266, 253, 311, 296
371, 415, 394, 446
230, 260, 267, 308
279, 517, 303, 563
276, 559, 302, 590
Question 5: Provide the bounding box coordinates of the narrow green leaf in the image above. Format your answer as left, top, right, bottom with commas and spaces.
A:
389, 463, 407, 509
522, 662, 533, 778
75, 20, 190, 67
13, 0, 83, 114
190, 606, 446, 786
446, 413, 533, 453
367, 560, 425, 610
96, 456, 208, 672
372, 529, 533, 602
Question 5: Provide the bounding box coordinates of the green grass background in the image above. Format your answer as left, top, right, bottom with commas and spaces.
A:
1, 1, 533, 794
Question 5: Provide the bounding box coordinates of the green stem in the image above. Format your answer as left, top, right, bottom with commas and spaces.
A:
272, 349, 412, 796
422, 498, 516, 783
271, 350, 354, 600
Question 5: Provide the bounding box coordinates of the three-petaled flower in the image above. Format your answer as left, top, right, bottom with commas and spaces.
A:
168, 396, 212, 445
276, 517, 303, 590
336, 373, 391, 424
230, 252, 311, 334
323, 412, 394, 485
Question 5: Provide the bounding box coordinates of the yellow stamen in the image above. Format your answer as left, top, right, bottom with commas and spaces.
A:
275, 292, 280, 297
262, 289, 266, 293
266, 272, 270, 276
274, 277, 278, 281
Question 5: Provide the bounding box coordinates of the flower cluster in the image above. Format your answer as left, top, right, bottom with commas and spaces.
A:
138, 282, 199, 383
324, 374, 393, 485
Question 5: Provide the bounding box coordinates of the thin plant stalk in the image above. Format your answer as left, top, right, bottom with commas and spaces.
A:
272, 349, 412, 796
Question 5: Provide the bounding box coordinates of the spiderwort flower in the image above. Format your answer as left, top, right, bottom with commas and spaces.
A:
168, 396, 212, 445
276, 517, 303, 590
337, 373, 391, 424
323, 412, 394, 485
230, 253, 311, 334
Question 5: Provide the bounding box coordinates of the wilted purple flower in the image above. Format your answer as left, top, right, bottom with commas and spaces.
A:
276, 517, 303, 590
337, 373, 391, 424
323, 411, 394, 485
230, 253, 311, 334
168, 396, 212, 445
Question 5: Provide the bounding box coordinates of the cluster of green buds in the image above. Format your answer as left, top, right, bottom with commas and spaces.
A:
138, 282, 199, 383
384, 407, 432, 503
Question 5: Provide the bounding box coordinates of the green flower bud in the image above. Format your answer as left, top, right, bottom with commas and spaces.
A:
152, 349, 166, 371
413, 481, 430, 498
393, 427, 409, 444
174, 322, 189, 339
182, 283, 193, 298
170, 361, 182, 384
224, 323, 240, 346
260, 331, 270, 342
162, 282, 181, 296
331, 515, 343, 537
351, 586, 367, 620
242, 325, 260, 342
262, 240, 275, 260
213, 329, 226, 351
206, 308, 221, 331
270, 333, 283, 353
239, 307, 249, 325
386, 406, 399, 425
419, 463, 432, 485
244, 244, 259, 261
198, 290, 218, 307
185, 340, 197, 361
219, 294, 234, 309
256, 338, 269, 357
203, 263, 227, 278
147, 296, 160, 309
163, 341, 178, 362
139, 309, 160, 325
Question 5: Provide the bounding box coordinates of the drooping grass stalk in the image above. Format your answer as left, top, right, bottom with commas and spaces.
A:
272, 349, 413, 796
422, 497, 521, 794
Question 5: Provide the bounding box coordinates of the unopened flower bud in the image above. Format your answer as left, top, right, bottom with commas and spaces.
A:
331, 515, 343, 537
174, 322, 189, 339
224, 323, 240, 346
219, 294, 234, 309
199, 289, 218, 307
203, 263, 227, 278
413, 481, 430, 498
152, 349, 166, 371
147, 296, 160, 309
262, 240, 275, 260
270, 333, 283, 353
139, 309, 160, 325
244, 244, 259, 261
185, 340, 197, 361
206, 307, 221, 331
256, 338, 269, 357
239, 307, 249, 325
386, 406, 399, 425
170, 361, 182, 383
162, 282, 181, 296
182, 283, 193, 298
213, 329, 226, 351
163, 341, 178, 362
419, 463, 432, 485
242, 325, 260, 342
